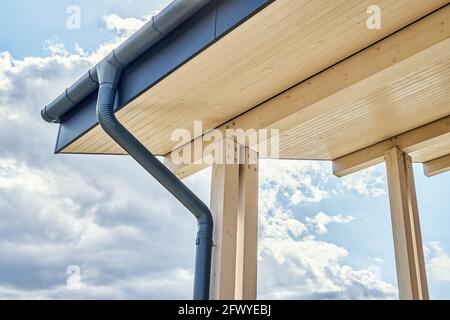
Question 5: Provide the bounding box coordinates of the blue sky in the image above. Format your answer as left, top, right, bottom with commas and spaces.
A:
0, 1, 449, 299
0, 0, 171, 59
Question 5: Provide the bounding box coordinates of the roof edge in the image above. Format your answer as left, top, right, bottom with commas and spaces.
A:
41, 0, 212, 123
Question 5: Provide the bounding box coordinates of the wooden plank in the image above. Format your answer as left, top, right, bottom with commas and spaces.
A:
209, 160, 240, 300
423, 154, 450, 176
384, 147, 429, 300
164, 5, 450, 178
235, 147, 259, 300
333, 115, 450, 177
404, 155, 429, 299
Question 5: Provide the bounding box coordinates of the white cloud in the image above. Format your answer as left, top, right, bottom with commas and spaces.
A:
43, 41, 70, 57
340, 165, 386, 197
258, 161, 397, 299
103, 14, 147, 35
373, 257, 384, 264
102, 2, 169, 36
306, 212, 354, 235
259, 225, 397, 299
426, 242, 450, 282
0, 268, 193, 300
259, 160, 330, 206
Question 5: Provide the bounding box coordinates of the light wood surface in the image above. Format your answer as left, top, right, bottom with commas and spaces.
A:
235, 147, 259, 300
167, 5, 450, 178
423, 154, 450, 176
333, 115, 450, 177
385, 147, 429, 300
209, 143, 259, 300
62, 1, 449, 162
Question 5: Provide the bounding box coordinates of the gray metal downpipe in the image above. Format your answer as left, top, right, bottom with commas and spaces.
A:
96, 60, 213, 300
41, 0, 215, 299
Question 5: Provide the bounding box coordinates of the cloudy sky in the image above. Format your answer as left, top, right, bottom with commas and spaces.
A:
1, 0, 449, 300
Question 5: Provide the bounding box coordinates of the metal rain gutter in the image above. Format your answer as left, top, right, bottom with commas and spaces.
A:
41, 0, 212, 124
41, 0, 214, 300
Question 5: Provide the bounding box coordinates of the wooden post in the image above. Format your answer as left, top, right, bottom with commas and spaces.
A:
209, 142, 259, 300
209, 159, 240, 300
235, 147, 259, 300
384, 147, 429, 300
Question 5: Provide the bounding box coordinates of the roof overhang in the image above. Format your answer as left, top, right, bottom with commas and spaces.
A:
53, 0, 272, 153
47, 0, 450, 177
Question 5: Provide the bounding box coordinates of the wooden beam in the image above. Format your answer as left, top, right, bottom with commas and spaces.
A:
235, 147, 259, 300
164, 159, 209, 181
423, 154, 450, 177
164, 136, 238, 180
385, 147, 429, 300
333, 115, 450, 177
165, 6, 450, 178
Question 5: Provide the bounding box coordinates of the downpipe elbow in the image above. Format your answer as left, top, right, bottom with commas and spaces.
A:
96, 84, 119, 132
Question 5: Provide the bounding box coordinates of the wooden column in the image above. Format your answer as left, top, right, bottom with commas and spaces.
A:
235, 147, 259, 300
209, 144, 259, 300
209, 160, 240, 300
384, 147, 429, 300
